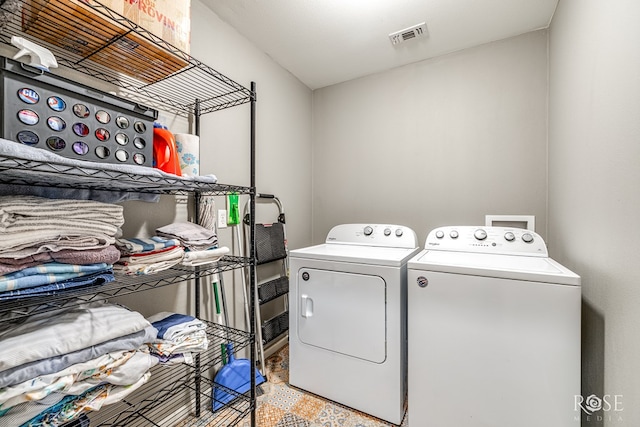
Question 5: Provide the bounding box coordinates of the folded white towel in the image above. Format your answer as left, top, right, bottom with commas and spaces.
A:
182, 247, 230, 267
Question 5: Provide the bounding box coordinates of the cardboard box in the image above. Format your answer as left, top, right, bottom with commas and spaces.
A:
98, 0, 191, 54
21, 0, 189, 84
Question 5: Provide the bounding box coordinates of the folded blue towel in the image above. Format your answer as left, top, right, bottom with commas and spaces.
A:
116, 236, 181, 254
0, 262, 110, 293
0, 269, 114, 301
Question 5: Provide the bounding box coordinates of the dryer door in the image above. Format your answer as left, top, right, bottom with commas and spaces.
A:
297, 268, 386, 363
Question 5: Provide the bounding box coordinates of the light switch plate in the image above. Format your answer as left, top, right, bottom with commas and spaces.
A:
217, 209, 227, 229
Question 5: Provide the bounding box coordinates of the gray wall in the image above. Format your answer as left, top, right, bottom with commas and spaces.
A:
549, 0, 640, 424
311, 30, 549, 245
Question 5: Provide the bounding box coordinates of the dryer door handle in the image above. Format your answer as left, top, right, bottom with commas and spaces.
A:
301, 294, 314, 318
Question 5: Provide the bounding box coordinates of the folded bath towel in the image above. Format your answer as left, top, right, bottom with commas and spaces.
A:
181, 247, 230, 267
114, 246, 184, 276
0, 246, 120, 275
156, 222, 218, 251
115, 236, 181, 255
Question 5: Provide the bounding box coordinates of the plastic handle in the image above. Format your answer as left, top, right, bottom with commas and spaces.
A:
301, 295, 313, 318
257, 193, 275, 199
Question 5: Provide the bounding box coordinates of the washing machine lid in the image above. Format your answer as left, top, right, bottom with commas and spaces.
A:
408, 249, 580, 286
290, 243, 420, 267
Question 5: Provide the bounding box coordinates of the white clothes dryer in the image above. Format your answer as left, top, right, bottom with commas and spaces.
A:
289, 224, 420, 425
407, 226, 581, 427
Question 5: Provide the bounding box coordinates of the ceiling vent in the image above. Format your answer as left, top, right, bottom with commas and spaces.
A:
389, 22, 428, 46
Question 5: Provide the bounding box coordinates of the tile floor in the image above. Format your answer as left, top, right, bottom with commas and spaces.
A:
238, 345, 408, 427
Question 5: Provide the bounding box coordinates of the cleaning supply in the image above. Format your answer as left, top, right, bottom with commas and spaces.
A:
227, 193, 240, 225
212, 271, 265, 411
11, 36, 58, 72
213, 343, 266, 410
212, 275, 228, 366
153, 123, 182, 176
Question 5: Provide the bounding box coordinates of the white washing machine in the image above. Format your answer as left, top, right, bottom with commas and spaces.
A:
407, 226, 581, 427
289, 223, 420, 425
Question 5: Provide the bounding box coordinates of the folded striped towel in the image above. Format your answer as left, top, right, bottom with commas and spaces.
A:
0, 196, 123, 236
115, 247, 184, 276
116, 236, 181, 255
0, 262, 111, 293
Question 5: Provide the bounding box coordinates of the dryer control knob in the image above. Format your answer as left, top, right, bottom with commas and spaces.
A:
384, 228, 391, 236
504, 232, 515, 242
435, 230, 445, 239
522, 233, 534, 243
474, 229, 487, 240
364, 226, 373, 236
450, 230, 459, 239
395, 228, 403, 237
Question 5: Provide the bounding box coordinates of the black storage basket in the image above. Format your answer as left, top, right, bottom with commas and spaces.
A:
261, 311, 289, 345
255, 223, 287, 265
257, 276, 289, 305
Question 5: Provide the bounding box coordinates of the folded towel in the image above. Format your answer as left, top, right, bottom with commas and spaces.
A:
0, 262, 111, 293
0, 234, 115, 259
0, 196, 123, 236
0, 350, 148, 410
0, 196, 123, 258
115, 236, 181, 255
146, 312, 206, 341
181, 247, 230, 267
50, 245, 121, 266
146, 312, 208, 357
0, 302, 150, 373
156, 222, 218, 251
114, 247, 184, 275
0, 246, 120, 275
0, 326, 157, 389
0, 269, 114, 301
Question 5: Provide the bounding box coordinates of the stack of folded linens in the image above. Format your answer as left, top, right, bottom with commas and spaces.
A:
146, 312, 209, 364
0, 196, 123, 300
156, 222, 229, 267
156, 222, 218, 251
114, 236, 184, 276
0, 302, 158, 426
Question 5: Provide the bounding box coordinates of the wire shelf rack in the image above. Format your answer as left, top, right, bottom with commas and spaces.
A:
0, 2, 259, 424
0, 257, 251, 319
87, 320, 254, 427
0, 153, 253, 196
0, 0, 255, 117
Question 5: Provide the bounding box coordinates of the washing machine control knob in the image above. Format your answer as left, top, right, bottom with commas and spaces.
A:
384, 228, 391, 236
450, 230, 459, 239
395, 228, 403, 237
435, 230, 445, 239
522, 233, 534, 243
504, 232, 515, 242
474, 229, 487, 241
364, 226, 373, 236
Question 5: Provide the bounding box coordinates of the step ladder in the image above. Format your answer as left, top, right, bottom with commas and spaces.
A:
243, 193, 289, 368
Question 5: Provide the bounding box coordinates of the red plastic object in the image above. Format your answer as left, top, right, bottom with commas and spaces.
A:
153, 127, 182, 176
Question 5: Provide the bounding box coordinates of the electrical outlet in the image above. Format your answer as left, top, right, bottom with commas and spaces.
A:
217, 209, 227, 229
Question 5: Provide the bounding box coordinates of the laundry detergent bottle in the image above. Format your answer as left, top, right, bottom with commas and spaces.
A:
153, 123, 182, 176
